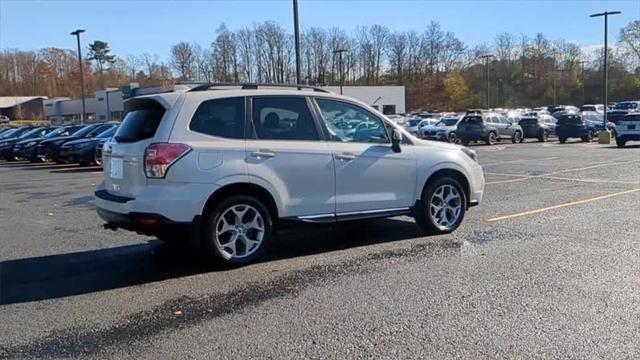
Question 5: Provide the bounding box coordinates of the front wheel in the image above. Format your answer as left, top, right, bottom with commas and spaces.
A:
512, 131, 522, 144
447, 132, 457, 143
616, 137, 626, 148
461, 138, 470, 146
588, 130, 595, 141
202, 195, 272, 265
415, 177, 466, 235
559, 137, 567, 144
539, 131, 548, 142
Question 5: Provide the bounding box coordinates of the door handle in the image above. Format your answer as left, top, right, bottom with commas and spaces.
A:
251, 149, 275, 158
336, 152, 356, 161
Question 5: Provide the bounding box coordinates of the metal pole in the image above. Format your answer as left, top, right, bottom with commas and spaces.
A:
334, 49, 347, 95
106, 90, 110, 122
579, 61, 587, 105
603, 14, 608, 129
293, 0, 302, 85
71, 30, 86, 125
486, 57, 490, 109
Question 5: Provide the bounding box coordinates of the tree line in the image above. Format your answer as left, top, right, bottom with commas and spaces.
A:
0, 20, 638, 111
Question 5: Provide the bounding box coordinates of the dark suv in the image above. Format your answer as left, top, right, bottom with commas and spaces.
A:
555, 112, 590, 143
518, 114, 557, 142
457, 113, 523, 145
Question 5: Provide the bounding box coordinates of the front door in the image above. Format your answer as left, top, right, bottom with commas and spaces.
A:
313, 98, 417, 214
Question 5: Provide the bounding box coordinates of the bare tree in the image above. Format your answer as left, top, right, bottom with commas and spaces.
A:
169, 42, 196, 80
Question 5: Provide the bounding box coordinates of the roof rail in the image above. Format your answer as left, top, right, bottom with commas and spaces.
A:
187, 82, 331, 93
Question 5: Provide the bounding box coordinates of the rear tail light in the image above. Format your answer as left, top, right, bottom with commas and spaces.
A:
144, 143, 190, 178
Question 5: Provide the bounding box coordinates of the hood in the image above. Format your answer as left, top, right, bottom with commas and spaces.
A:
412, 137, 464, 151
63, 138, 98, 146
0, 137, 19, 144
16, 137, 45, 146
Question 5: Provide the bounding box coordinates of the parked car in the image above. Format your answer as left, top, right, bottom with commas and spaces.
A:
38, 123, 112, 163
95, 84, 485, 265
612, 101, 640, 112
15, 125, 83, 162
518, 114, 557, 142
555, 112, 591, 143
59, 124, 118, 165
0, 126, 58, 161
386, 114, 406, 126
0, 115, 10, 124
548, 105, 580, 114
404, 117, 434, 136
0, 126, 33, 140
614, 112, 640, 148
580, 104, 605, 114
420, 115, 462, 143
0, 126, 36, 160
457, 112, 523, 145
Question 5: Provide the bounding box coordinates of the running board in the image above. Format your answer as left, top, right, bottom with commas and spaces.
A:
287, 208, 412, 224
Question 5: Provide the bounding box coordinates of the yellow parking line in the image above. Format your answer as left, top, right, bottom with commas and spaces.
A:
487, 188, 640, 222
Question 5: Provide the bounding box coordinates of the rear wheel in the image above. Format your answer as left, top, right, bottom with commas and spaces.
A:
415, 177, 466, 235
447, 132, 457, 143
581, 135, 590, 143
512, 131, 522, 144
616, 137, 626, 148
202, 195, 272, 265
559, 137, 567, 144
486, 132, 497, 145
539, 131, 548, 142
461, 138, 470, 146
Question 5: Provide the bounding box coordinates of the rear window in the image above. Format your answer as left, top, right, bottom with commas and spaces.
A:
114, 99, 165, 143
189, 97, 245, 139
557, 114, 582, 125
519, 118, 538, 125
463, 116, 483, 124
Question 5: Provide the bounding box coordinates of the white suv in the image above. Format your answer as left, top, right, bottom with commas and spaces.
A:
95, 84, 485, 264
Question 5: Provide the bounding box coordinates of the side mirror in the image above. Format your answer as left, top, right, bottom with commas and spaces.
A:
391, 129, 402, 153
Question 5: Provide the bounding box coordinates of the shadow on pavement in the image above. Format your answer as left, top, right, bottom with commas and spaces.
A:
0, 218, 422, 305
50, 166, 102, 174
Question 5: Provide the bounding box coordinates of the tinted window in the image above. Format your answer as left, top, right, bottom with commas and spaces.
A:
557, 114, 583, 125
251, 96, 318, 141
97, 126, 118, 138
71, 124, 102, 138
114, 99, 165, 143
316, 99, 389, 143
190, 97, 245, 139
463, 116, 483, 124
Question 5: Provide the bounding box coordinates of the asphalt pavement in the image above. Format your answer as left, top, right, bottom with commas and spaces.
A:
1, 140, 639, 359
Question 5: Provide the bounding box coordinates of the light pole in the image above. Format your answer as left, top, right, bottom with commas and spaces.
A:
292, 0, 302, 85
590, 11, 621, 130
479, 54, 494, 109
578, 60, 588, 105
70, 29, 86, 124
334, 49, 348, 94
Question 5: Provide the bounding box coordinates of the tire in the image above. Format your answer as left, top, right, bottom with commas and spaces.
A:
539, 131, 548, 142
447, 132, 457, 143
588, 130, 595, 141
201, 195, 272, 265
616, 137, 626, 148
559, 137, 566, 144
512, 131, 522, 144
486, 132, 497, 145
414, 176, 467, 235
461, 138, 470, 146
581, 136, 590, 143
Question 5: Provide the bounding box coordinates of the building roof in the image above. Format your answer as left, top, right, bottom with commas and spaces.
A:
0, 96, 47, 109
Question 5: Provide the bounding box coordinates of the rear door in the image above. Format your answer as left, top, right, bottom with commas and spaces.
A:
103, 98, 167, 198
246, 96, 335, 218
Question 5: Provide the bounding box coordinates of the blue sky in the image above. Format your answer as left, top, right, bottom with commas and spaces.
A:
1, 0, 638, 59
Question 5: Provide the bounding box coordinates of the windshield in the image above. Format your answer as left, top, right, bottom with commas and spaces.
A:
71, 124, 101, 138
0, 128, 18, 138
17, 127, 44, 139
97, 126, 118, 138
407, 119, 421, 126
436, 118, 459, 126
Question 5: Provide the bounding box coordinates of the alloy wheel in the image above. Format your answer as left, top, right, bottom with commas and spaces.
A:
214, 204, 265, 260
429, 184, 463, 231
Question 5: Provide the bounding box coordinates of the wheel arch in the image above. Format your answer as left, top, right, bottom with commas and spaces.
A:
421, 167, 471, 209
202, 183, 280, 224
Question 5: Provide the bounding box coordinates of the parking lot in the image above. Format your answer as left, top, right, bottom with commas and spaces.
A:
1, 140, 639, 359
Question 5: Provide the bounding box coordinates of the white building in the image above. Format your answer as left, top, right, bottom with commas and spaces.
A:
42, 83, 406, 123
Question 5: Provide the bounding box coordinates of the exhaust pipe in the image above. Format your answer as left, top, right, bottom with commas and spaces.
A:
103, 222, 118, 231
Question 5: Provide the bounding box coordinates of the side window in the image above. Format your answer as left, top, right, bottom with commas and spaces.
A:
315, 99, 389, 143
251, 96, 319, 141
499, 116, 510, 124
189, 97, 245, 139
